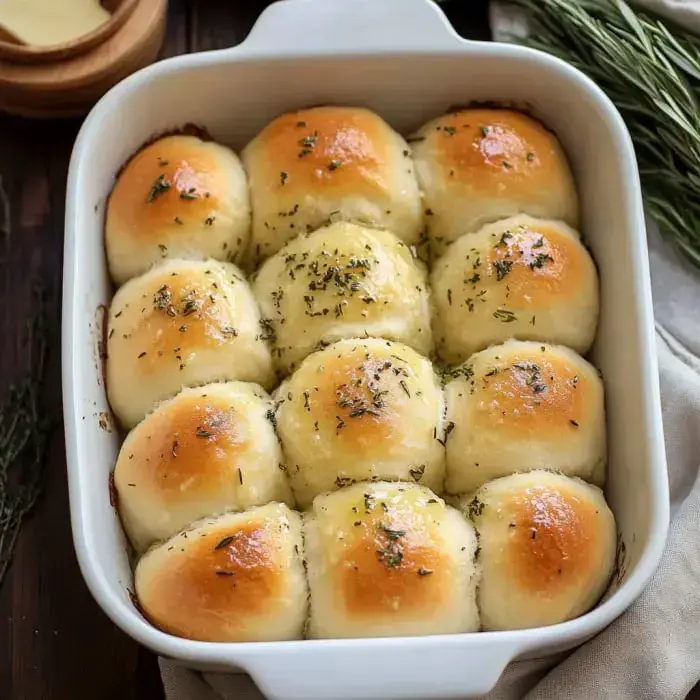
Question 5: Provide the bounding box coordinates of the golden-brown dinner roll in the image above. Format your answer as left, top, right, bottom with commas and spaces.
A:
253, 221, 432, 375
134, 503, 307, 642
275, 338, 446, 508
114, 382, 293, 552
305, 481, 480, 638
241, 106, 422, 265
411, 109, 579, 256
106, 135, 250, 285
106, 259, 274, 429
461, 471, 616, 630
431, 215, 599, 363
444, 340, 605, 494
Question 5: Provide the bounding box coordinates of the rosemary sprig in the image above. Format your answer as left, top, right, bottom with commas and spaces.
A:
0, 285, 52, 587
501, 0, 700, 267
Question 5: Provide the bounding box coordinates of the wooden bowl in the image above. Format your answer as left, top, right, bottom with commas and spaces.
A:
0, 0, 166, 118
0, 0, 140, 64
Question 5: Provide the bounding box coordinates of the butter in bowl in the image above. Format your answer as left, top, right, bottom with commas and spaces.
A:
0, 0, 113, 49
0, 0, 166, 118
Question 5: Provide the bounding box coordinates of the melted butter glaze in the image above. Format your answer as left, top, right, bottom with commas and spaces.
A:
126, 398, 247, 501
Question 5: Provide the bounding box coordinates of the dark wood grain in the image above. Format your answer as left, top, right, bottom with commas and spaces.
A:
0, 2, 490, 699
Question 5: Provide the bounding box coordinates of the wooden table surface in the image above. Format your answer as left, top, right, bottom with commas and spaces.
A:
0, 2, 491, 698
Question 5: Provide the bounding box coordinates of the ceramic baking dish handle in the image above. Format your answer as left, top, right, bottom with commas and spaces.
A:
240, 0, 464, 54
244, 641, 514, 700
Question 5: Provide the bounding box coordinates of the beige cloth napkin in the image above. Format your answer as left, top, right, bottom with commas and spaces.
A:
161, 2, 700, 698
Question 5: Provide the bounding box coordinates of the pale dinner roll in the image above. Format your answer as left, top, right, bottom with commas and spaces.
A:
253, 221, 432, 375
411, 109, 579, 255
106, 134, 250, 285
305, 481, 480, 638
134, 503, 307, 642
241, 106, 422, 265
114, 382, 293, 553
444, 340, 605, 494
274, 338, 446, 508
461, 470, 616, 630
106, 259, 274, 429
431, 215, 599, 363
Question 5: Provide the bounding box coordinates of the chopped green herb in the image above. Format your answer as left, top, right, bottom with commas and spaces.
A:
442, 364, 474, 383
468, 496, 485, 518
496, 231, 513, 247
465, 273, 480, 285
214, 536, 234, 550
377, 522, 405, 568
530, 252, 554, 269
300, 132, 318, 147
493, 308, 517, 323
378, 523, 406, 540
493, 259, 513, 281
147, 174, 171, 203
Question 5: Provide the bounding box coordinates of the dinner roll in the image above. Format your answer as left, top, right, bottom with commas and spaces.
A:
106, 259, 274, 429
114, 382, 293, 552
134, 503, 307, 642
275, 338, 446, 508
253, 221, 432, 374
305, 481, 480, 638
431, 215, 599, 363
444, 340, 605, 494
411, 109, 579, 255
106, 134, 250, 285
461, 471, 616, 630
241, 106, 422, 265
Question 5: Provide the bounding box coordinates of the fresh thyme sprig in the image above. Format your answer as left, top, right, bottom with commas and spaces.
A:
499, 0, 700, 267
0, 284, 52, 587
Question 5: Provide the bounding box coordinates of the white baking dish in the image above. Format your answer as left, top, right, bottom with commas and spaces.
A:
62, 0, 670, 697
